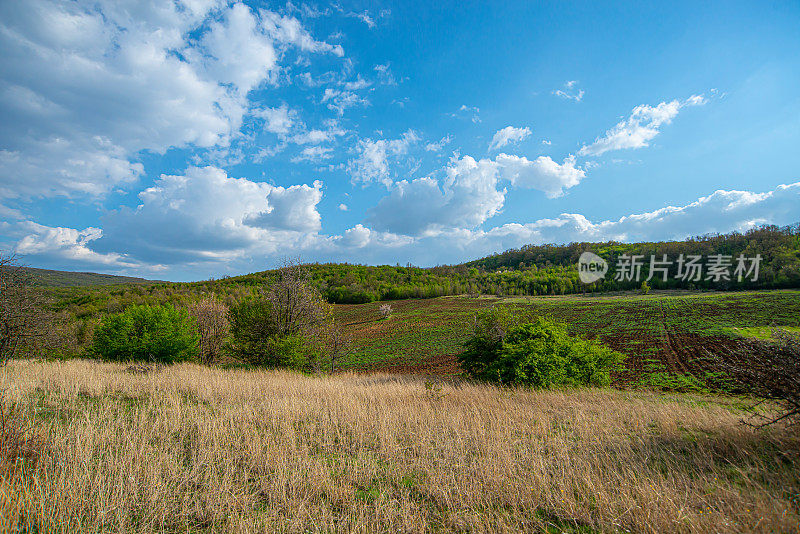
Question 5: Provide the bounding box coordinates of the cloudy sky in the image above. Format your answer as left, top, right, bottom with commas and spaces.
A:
1, 1, 799, 280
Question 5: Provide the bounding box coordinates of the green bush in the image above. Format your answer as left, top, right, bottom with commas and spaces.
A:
226, 299, 276, 365
459, 312, 624, 388
226, 299, 320, 370
91, 305, 198, 363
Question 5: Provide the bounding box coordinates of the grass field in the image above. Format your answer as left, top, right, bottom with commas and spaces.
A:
3, 360, 799, 533
335, 290, 800, 383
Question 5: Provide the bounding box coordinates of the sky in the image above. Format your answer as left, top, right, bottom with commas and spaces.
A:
1, 0, 799, 281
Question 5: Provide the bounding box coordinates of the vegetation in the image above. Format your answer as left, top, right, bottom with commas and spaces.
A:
91, 305, 199, 363
3, 231, 800, 532
24, 267, 154, 287
460, 309, 624, 387
328, 291, 800, 384
713, 328, 800, 428
186, 297, 229, 364
0, 254, 58, 365
4, 360, 798, 533
224, 263, 342, 372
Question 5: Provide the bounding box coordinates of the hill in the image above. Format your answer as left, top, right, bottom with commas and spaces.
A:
189, 223, 800, 302
24, 267, 155, 287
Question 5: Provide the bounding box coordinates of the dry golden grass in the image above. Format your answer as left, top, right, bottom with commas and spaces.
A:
2, 359, 798, 533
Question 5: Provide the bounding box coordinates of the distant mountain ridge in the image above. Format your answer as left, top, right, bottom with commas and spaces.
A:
24, 267, 156, 287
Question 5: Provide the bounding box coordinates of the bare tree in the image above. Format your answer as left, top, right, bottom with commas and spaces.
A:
378, 303, 393, 320
0, 253, 47, 364
325, 323, 351, 373
187, 297, 230, 364
267, 261, 331, 339
264, 260, 352, 373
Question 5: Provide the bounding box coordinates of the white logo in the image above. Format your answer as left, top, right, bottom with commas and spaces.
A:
578, 251, 608, 283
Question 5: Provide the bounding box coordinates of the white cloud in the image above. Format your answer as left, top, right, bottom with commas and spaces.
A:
425, 136, 452, 152
291, 146, 333, 163
347, 130, 420, 186
578, 95, 706, 157
333, 224, 411, 250
15, 222, 143, 268
349, 11, 375, 28
338, 203, 348, 211
0, 0, 342, 199
456, 105, 481, 123
327, 183, 800, 267
367, 152, 585, 235
289, 121, 346, 144
489, 126, 532, 150
553, 80, 584, 101
342, 75, 371, 90
260, 10, 344, 56
81, 166, 324, 264
495, 154, 585, 198
254, 104, 296, 135
344, 9, 389, 28
374, 64, 397, 85
321, 88, 369, 115
14, 181, 799, 277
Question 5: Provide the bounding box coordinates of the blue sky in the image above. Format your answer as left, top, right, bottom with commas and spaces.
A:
1, 0, 799, 281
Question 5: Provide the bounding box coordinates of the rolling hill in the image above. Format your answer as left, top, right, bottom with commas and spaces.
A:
24, 267, 156, 287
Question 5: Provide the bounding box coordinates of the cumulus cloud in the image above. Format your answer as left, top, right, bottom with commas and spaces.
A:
0, 0, 342, 199
495, 154, 585, 198
14, 222, 143, 268
347, 130, 420, 186
254, 104, 296, 135
331, 182, 800, 267
489, 126, 532, 150
82, 166, 323, 264
14, 180, 799, 278
553, 80, 584, 101
578, 95, 706, 157
367, 153, 585, 235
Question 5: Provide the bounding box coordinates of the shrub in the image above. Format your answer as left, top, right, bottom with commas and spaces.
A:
226, 299, 324, 371
226, 299, 278, 366
0, 253, 61, 363
227, 262, 343, 373
91, 305, 198, 363
378, 304, 393, 319
460, 311, 624, 388
187, 297, 230, 364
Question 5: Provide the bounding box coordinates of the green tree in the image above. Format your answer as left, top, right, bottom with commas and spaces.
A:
91, 305, 198, 363
460, 313, 624, 388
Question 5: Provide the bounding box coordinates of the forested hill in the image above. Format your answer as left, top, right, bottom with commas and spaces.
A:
25, 267, 155, 287
187, 224, 800, 303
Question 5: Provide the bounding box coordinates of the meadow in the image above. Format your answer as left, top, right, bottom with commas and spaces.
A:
3, 360, 799, 533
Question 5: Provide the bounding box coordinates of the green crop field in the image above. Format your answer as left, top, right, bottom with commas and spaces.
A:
335, 290, 800, 385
